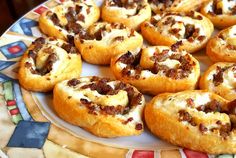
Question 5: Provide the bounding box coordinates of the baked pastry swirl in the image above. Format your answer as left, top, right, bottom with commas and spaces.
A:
200, 62, 236, 101
18, 37, 82, 92
148, 0, 205, 14
101, 0, 151, 30
145, 90, 236, 154
39, 0, 100, 43
201, 0, 236, 29
110, 46, 200, 95
141, 11, 214, 53
74, 22, 143, 65
206, 25, 236, 62
53, 76, 145, 137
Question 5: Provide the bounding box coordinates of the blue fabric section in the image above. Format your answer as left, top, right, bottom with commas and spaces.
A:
7, 120, 50, 148
13, 82, 33, 121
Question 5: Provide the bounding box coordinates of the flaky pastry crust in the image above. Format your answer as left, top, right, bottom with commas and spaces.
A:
18, 37, 82, 92
145, 90, 236, 154
39, 0, 100, 42
200, 62, 236, 101
74, 22, 143, 65
141, 11, 214, 53
201, 0, 236, 29
110, 46, 200, 95
206, 25, 236, 62
101, 0, 151, 30
53, 76, 145, 137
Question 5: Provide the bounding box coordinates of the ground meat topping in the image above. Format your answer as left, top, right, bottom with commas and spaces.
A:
163, 17, 176, 25
211, 0, 223, 15
135, 123, 143, 130
50, 13, 60, 26
171, 41, 182, 51
27, 38, 59, 75
68, 78, 80, 87
61, 43, 77, 54
66, 21, 82, 34
186, 98, 194, 107
118, 52, 135, 64
227, 99, 236, 115
219, 123, 231, 139
123, 117, 133, 124
113, 36, 124, 42
213, 66, 224, 86
178, 110, 197, 126
226, 44, 236, 50
186, 11, 203, 20
78, 78, 143, 116
184, 24, 196, 39
118, 49, 194, 79
199, 123, 208, 133
149, 0, 174, 8
38, 53, 58, 75
197, 99, 221, 113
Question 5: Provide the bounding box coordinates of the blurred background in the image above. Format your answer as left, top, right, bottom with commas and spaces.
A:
0, 0, 46, 35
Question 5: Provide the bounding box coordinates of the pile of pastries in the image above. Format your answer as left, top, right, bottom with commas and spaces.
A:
18, 0, 236, 154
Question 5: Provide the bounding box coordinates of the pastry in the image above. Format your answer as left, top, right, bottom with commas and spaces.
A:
201, 0, 236, 29
145, 90, 236, 154
53, 76, 145, 137
200, 62, 236, 101
74, 22, 143, 65
18, 37, 82, 92
39, 0, 100, 43
206, 25, 236, 62
101, 0, 151, 30
148, 0, 206, 14
141, 11, 214, 53
110, 46, 200, 95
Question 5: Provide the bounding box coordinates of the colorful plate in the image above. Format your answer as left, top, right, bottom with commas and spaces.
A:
0, 0, 234, 158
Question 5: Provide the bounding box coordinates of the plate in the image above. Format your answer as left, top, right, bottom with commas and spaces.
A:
0, 0, 234, 158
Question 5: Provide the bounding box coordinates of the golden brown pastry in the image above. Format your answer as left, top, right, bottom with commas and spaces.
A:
74, 22, 143, 65
110, 46, 200, 95
145, 90, 236, 154
201, 0, 236, 29
148, 0, 206, 14
141, 11, 214, 53
206, 25, 236, 62
53, 76, 145, 137
200, 62, 236, 101
18, 37, 82, 92
101, 0, 151, 30
39, 0, 100, 42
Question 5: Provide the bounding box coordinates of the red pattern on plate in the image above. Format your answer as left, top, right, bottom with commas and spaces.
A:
9, 108, 20, 115
34, 6, 48, 15
7, 100, 16, 106
7, 45, 22, 54
183, 149, 208, 158
132, 150, 154, 158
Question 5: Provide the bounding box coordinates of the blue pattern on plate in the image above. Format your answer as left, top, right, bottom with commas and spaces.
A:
13, 82, 33, 121
0, 41, 27, 59
0, 60, 16, 70
10, 18, 38, 36
7, 120, 50, 148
